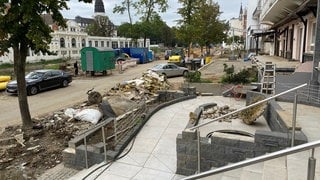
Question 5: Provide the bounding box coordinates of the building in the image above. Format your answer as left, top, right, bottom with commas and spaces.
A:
0, 0, 149, 64
227, 3, 247, 39
246, 0, 318, 62
224, 3, 247, 53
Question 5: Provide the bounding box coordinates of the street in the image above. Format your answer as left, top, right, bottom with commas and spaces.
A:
0, 60, 168, 129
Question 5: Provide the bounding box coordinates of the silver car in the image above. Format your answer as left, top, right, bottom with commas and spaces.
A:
149, 63, 189, 78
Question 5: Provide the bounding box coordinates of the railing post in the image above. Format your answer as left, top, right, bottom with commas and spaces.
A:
101, 126, 107, 162
291, 91, 298, 147
307, 148, 316, 180
197, 128, 201, 173
84, 135, 88, 168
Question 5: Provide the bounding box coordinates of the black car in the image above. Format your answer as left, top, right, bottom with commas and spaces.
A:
6, 69, 72, 95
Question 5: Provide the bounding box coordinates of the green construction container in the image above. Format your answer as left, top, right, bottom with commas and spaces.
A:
80, 47, 115, 76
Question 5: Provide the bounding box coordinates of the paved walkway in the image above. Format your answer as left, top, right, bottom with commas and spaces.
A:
67, 95, 320, 180
68, 96, 251, 180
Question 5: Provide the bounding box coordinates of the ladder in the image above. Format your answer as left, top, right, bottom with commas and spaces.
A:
261, 62, 276, 95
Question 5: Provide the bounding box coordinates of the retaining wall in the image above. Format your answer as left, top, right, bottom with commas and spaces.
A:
176, 91, 308, 176
63, 88, 197, 169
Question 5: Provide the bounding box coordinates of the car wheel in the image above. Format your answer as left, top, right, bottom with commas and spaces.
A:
183, 70, 189, 77
28, 86, 38, 95
62, 79, 69, 87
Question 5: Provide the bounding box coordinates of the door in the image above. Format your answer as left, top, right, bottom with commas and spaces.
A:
86, 51, 94, 71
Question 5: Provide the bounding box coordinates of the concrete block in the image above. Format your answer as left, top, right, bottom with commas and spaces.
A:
182, 130, 197, 140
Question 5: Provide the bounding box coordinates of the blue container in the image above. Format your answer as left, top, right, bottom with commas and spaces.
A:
148, 50, 153, 61
121, 48, 149, 64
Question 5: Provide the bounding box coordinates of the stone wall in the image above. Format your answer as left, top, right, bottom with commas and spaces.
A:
176, 91, 308, 176
176, 128, 307, 176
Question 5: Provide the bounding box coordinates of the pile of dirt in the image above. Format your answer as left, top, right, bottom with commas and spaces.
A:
0, 103, 95, 179
0, 72, 180, 179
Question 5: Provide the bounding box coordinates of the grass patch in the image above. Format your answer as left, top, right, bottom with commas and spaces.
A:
0, 58, 69, 76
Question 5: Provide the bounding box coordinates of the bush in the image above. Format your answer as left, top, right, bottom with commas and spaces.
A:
221, 64, 257, 84
184, 71, 201, 82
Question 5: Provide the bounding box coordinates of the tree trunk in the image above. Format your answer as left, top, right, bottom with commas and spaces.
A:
13, 45, 33, 129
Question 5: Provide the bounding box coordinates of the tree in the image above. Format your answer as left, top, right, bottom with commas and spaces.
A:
0, 0, 92, 129
86, 15, 115, 37
133, 0, 168, 47
113, 0, 134, 37
177, 0, 228, 55
176, 0, 202, 57
194, 0, 228, 54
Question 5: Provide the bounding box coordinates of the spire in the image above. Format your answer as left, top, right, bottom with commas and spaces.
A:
239, 2, 243, 20
94, 0, 105, 16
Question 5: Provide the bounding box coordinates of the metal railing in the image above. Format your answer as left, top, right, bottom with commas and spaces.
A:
79, 101, 148, 168
185, 83, 319, 179
182, 139, 320, 180
276, 82, 320, 107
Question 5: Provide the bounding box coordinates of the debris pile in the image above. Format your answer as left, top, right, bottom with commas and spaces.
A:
201, 105, 238, 122
0, 106, 96, 179
105, 71, 170, 101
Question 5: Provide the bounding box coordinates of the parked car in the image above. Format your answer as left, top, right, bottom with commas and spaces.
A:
148, 63, 189, 79
6, 69, 72, 95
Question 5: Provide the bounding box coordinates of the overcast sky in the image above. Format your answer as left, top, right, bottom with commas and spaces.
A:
61, 0, 248, 27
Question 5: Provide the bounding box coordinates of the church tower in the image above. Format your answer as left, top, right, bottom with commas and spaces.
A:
239, 3, 243, 20
94, 0, 105, 16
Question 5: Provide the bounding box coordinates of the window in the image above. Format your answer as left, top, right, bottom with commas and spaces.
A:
71, 38, 76, 48
101, 41, 104, 47
95, 41, 98, 47
89, 41, 92, 47
60, 38, 65, 48
82, 39, 86, 47
310, 22, 316, 51
112, 41, 118, 48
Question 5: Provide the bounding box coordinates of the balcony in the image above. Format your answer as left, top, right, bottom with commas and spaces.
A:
260, 0, 307, 25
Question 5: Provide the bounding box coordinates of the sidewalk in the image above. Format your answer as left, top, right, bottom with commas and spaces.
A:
66, 96, 320, 180
68, 96, 249, 180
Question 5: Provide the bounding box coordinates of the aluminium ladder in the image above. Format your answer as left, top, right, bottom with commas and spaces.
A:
261, 62, 276, 95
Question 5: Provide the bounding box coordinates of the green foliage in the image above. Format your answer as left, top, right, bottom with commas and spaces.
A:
113, 0, 134, 25
223, 63, 234, 75
221, 64, 258, 84
176, 0, 228, 48
0, 63, 13, 69
85, 15, 115, 37
185, 71, 201, 82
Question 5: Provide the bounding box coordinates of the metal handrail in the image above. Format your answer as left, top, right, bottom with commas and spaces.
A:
186, 83, 310, 178
182, 139, 320, 180
188, 83, 307, 131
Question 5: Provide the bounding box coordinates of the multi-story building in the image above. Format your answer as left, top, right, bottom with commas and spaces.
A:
227, 4, 247, 42
0, 0, 149, 64
246, 0, 317, 63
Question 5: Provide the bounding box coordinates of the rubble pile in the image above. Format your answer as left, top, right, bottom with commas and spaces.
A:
105, 71, 171, 101
201, 105, 238, 122
0, 105, 96, 179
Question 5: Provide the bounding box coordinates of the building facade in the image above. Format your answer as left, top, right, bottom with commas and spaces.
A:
0, 0, 149, 64
246, 0, 317, 63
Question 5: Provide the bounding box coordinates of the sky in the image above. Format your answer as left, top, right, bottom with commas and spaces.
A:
61, 0, 248, 27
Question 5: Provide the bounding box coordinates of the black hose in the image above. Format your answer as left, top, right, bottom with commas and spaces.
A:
82, 136, 137, 180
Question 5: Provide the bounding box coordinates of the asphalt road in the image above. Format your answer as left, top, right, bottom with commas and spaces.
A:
0, 60, 168, 129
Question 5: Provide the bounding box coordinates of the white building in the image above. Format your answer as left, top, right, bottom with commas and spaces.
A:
0, 0, 149, 64
246, 0, 317, 62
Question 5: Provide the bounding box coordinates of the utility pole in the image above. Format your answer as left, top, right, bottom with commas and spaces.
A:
311, 0, 320, 84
